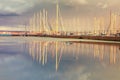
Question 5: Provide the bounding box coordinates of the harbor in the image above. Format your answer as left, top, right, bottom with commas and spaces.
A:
0, 2, 120, 42
1, 0, 120, 80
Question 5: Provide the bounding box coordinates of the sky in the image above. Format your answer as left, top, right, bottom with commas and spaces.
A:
0, 0, 120, 31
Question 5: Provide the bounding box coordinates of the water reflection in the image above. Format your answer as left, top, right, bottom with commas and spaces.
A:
1, 37, 120, 80
27, 41, 120, 71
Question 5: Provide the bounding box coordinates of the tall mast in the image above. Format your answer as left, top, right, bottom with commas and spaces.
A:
43, 9, 46, 33
25, 23, 27, 35
56, 0, 59, 34
94, 17, 97, 34
106, 10, 112, 35
45, 10, 49, 32
31, 18, 34, 32
29, 18, 32, 32
33, 13, 36, 33
40, 11, 42, 33
37, 12, 39, 33
113, 14, 117, 34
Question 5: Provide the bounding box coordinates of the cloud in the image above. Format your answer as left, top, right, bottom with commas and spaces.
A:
102, 4, 108, 9
74, 0, 88, 4
0, 0, 38, 14
57, 65, 91, 80
0, 13, 19, 16
97, 2, 108, 9
63, 0, 88, 7
0, 0, 118, 16
0, 0, 120, 26
66, 0, 88, 5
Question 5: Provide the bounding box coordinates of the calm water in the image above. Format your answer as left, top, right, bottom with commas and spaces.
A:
0, 37, 120, 80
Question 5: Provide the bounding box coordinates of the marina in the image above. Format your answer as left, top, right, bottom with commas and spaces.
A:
0, 0, 120, 80
0, 2, 120, 42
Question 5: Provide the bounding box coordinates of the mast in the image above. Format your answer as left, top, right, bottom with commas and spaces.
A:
37, 12, 40, 33
31, 18, 34, 33
106, 10, 112, 35
45, 10, 49, 34
113, 14, 117, 34
56, 0, 59, 34
29, 18, 32, 33
24, 23, 27, 36
33, 13, 36, 33
39, 11, 42, 33
43, 9, 45, 33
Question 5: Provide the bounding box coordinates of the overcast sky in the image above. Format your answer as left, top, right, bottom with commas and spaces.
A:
0, 0, 120, 30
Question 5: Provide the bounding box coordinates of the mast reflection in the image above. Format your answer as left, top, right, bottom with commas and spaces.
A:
28, 41, 120, 71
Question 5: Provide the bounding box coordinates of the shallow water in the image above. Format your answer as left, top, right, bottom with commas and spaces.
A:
0, 37, 120, 80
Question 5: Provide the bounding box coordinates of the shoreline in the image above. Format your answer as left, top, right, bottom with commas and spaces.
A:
0, 36, 120, 44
